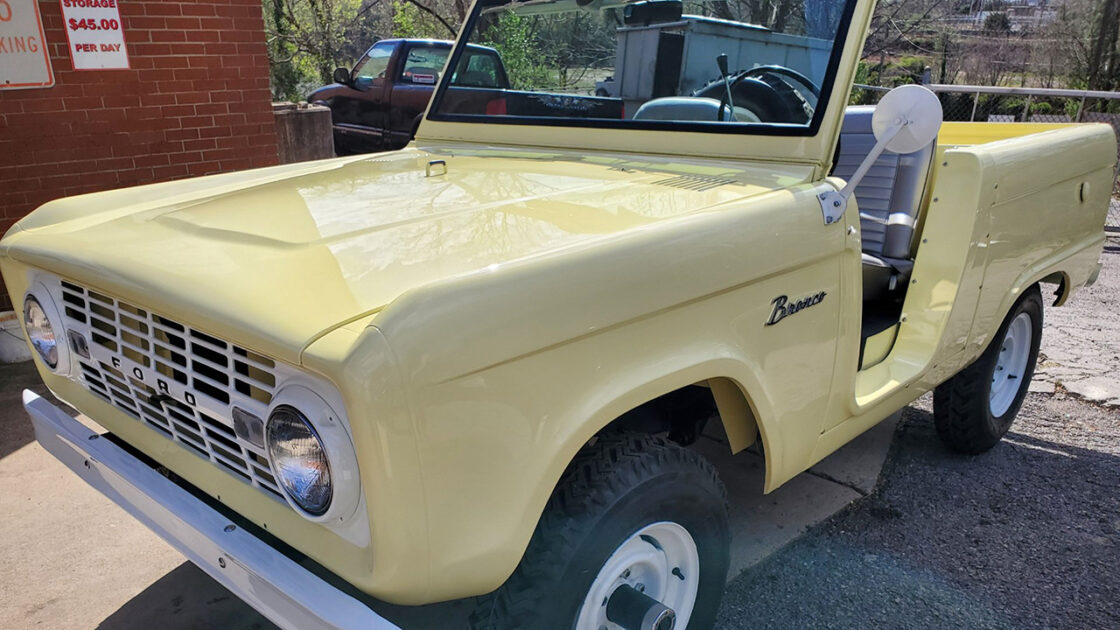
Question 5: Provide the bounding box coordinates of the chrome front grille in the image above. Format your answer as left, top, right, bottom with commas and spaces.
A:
56, 279, 288, 500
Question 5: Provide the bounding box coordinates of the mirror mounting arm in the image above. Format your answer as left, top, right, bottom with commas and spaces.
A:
817, 84, 942, 226
818, 120, 903, 225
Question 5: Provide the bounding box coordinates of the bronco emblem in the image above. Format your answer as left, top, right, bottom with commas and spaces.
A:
766, 291, 827, 326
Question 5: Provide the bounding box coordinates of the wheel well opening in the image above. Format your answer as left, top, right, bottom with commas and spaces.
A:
595, 379, 760, 454
1038, 272, 1069, 306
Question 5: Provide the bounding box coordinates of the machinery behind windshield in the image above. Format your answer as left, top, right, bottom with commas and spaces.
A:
430, 0, 854, 132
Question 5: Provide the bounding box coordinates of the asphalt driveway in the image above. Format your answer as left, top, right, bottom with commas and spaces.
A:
716, 392, 1120, 629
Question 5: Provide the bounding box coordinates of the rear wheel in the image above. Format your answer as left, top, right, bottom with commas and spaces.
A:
469, 433, 729, 630
934, 286, 1043, 454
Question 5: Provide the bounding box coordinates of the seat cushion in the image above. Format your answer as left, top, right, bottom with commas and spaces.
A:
837, 106, 935, 262
862, 253, 914, 301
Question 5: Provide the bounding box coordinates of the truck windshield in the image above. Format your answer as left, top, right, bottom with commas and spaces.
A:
430, 0, 856, 134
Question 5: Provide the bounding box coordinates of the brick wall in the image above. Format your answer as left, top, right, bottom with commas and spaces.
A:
0, 0, 281, 311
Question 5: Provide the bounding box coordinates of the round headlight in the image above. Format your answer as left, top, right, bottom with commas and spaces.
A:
266, 405, 333, 516
24, 295, 59, 370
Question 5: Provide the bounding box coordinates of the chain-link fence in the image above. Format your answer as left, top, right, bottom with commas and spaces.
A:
851, 84, 1120, 230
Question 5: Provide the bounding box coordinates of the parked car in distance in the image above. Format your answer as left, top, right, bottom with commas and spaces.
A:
309, 39, 510, 154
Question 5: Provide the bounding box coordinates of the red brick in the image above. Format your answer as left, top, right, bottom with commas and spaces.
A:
191, 30, 223, 44
127, 17, 167, 30
168, 151, 204, 165
182, 138, 217, 151
194, 103, 229, 115
200, 17, 236, 30
165, 128, 200, 142
158, 104, 195, 118
198, 126, 233, 139
134, 153, 171, 168
155, 80, 195, 93
150, 57, 191, 71
178, 115, 215, 128
144, 4, 184, 17
152, 164, 190, 180
131, 43, 174, 57
151, 30, 188, 43
101, 95, 142, 109
165, 17, 202, 30
172, 68, 212, 81
180, 4, 217, 17
175, 92, 212, 106
186, 162, 219, 176
140, 93, 177, 107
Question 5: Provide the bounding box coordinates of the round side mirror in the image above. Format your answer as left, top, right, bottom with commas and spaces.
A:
872, 84, 943, 154
333, 67, 351, 86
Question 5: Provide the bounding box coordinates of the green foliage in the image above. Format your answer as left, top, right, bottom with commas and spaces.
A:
480, 12, 554, 89
898, 56, 928, 74
983, 12, 1011, 34
391, 1, 448, 39
849, 60, 883, 105
1029, 101, 1052, 115
263, 0, 391, 101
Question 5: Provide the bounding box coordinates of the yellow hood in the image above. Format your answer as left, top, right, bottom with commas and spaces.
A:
1, 145, 809, 363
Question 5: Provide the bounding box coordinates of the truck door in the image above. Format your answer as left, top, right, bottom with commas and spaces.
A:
333, 41, 395, 149
386, 42, 452, 147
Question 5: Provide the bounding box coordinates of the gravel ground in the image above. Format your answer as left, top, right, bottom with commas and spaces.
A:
717, 238, 1120, 630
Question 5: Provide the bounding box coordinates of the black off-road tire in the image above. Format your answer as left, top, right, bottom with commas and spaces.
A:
934, 286, 1043, 454
469, 433, 730, 630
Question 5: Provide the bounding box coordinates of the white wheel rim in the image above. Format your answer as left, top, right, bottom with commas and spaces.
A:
574, 521, 700, 630
990, 311, 1032, 417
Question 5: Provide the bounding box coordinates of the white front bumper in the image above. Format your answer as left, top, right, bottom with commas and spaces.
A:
23, 390, 400, 630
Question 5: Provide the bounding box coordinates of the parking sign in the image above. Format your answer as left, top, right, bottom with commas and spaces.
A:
0, 0, 55, 89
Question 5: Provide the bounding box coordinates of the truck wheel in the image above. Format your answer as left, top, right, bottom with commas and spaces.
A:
470, 433, 729, 630
934, 286, 1043, 454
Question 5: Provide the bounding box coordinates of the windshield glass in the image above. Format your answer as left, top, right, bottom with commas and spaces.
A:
430, 0, 855, 134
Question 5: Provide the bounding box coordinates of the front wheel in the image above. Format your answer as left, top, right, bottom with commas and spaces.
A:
934, 286, 1043, 454
470, 433, 730, 630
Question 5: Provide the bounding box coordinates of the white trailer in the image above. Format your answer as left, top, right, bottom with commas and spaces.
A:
596, 15, 831, 108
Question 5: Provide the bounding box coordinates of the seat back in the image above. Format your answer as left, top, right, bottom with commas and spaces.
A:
833, 106, 935, 260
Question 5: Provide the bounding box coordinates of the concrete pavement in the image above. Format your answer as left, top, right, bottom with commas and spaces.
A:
1032, 238, 1120, 405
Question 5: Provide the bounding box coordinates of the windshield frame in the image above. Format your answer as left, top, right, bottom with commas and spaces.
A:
427, 0, 859, 137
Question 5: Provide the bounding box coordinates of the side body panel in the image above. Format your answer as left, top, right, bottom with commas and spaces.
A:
813, 123, 1116, 458
369, 182, 855, 601
962, 125, 1116, 356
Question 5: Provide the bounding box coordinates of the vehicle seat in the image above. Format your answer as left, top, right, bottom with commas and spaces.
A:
632, 97, 761, 123
834, 106, 936, 301
458, 71, 493, 87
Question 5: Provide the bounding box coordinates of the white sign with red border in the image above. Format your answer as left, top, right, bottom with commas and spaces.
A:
0, 0, 55, 89
59, 0, 129, 70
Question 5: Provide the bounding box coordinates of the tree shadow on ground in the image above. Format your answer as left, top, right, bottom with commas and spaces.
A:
0, 361, 56, 460
717, 395, 1120, 630
97, 563, 275, 630
98, 559, 471, 630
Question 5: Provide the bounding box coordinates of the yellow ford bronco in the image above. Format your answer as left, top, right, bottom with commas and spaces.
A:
2, 0, 1116, 628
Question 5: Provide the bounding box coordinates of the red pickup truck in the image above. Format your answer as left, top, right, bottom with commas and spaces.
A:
309, 39, 510, 154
